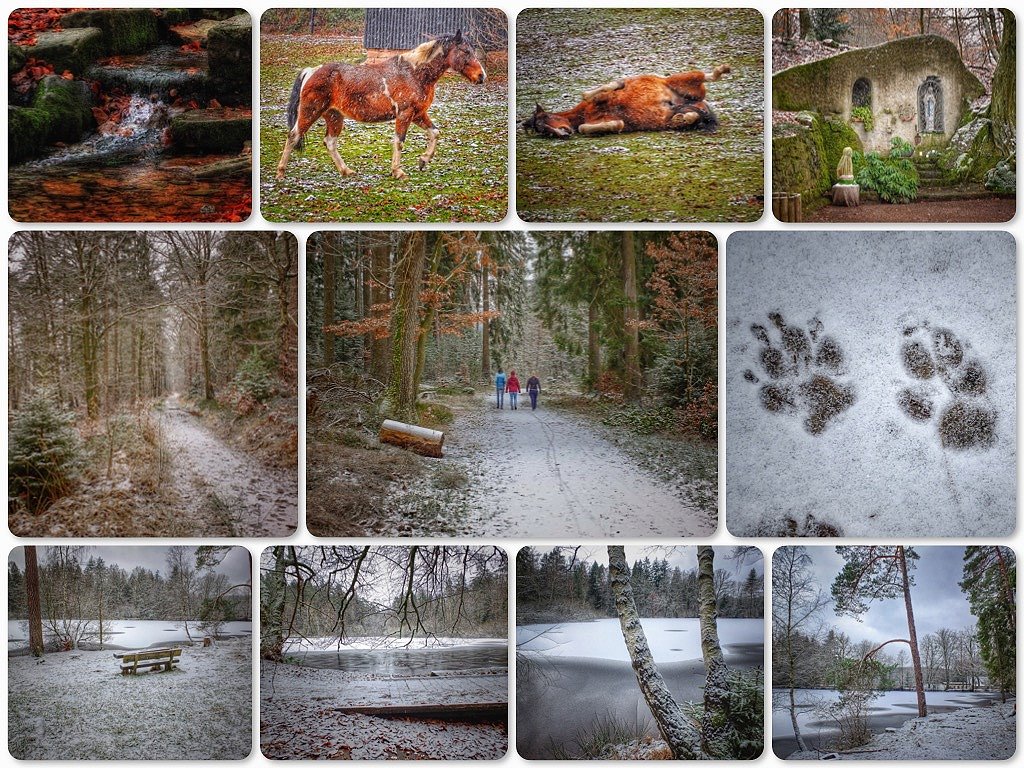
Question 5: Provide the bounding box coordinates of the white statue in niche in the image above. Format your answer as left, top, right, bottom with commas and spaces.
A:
923, 89, 936, 132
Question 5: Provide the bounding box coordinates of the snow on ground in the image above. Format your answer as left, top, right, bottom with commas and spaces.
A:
726, 232, 1016, 537
260, 661, 508, 760
8, 639, 251, 759
785, 700, 1015, 760
517, 618, 763, 662
8, 619, 252, 651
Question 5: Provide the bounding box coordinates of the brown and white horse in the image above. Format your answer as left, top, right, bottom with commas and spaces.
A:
522, 65, 729, 138
276, 31, 486, 180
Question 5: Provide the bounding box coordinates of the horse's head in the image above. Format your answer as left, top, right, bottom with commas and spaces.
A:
443, 30, 486, 84
522, 104, 573, 138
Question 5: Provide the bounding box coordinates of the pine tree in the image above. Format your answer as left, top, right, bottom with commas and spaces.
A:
8, 395, 85, 513
961, 546, 1016, 699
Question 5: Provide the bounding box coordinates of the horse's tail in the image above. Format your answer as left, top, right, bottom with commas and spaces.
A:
286, 67, 316, 151
707, 64, 731, 81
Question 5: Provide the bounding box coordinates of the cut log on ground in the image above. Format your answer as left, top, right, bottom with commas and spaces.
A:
379, 419, 444, 458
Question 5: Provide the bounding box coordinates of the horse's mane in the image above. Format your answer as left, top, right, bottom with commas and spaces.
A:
400, 39, 445, 68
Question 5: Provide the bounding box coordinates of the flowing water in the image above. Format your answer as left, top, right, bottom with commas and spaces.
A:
9, 45, 249, 222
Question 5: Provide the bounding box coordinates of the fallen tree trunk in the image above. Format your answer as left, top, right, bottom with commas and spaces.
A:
379, 419, 444, 458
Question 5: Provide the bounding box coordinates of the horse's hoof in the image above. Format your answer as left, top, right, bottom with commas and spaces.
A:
275, 171, 285, 180
418, 158, 427, 171
393, 169, 409, 180
341, 168, 356, 177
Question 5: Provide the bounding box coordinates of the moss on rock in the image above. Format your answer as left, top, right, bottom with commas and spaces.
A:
940, 117, 1002, 182
61, 8, 159, 54
21, 27, 105, 77
984, 159, 1015, 194
8, 75, 95, 164
169, 108, 251, 153
772, 113, 862, 209
207, 13, 252, 105
9, 44, 27, 77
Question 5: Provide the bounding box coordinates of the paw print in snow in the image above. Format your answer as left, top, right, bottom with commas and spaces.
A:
897, 323, 996, 449
743, 312, 855, 435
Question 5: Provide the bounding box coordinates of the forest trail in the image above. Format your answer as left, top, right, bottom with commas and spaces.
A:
449, 394, 712, 537
158, 396, 297, 536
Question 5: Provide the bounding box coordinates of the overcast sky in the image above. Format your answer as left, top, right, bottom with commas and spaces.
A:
788, 546, 973, 644
528, 545, 764, 576
9, 546, 251, 584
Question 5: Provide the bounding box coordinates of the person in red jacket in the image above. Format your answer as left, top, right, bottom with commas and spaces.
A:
506, 370, 521, 410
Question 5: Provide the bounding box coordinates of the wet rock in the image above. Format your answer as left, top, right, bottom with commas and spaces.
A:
21, 27, 105, 76
169, 107, 251, 153
9, 44, 27, 77
61, 8, 159, 55
207, 14, 252, 105
157, 8, 193, 31
169, 18, 220, 46
9, 75, 95, 164
86, 47, 209, 102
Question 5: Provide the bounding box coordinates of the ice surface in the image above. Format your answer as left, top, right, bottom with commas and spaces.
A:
282, 635, 507, 651
726, 232, 1016, 537
516, 617, 763, 661
8, 619, 252, 650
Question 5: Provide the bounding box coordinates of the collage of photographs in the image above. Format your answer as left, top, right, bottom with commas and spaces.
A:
3, 3, 1018, 765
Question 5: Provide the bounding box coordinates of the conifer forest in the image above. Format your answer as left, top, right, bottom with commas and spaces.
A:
8, 231, 298, 537
305, 230, 718, 538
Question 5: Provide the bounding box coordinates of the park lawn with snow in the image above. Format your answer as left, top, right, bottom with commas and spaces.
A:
783, 699, 1015, 760
8, 639, 252, 759
726, 231, 1016, 537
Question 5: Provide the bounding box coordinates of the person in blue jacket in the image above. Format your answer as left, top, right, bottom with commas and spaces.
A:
494, 368, 506, 409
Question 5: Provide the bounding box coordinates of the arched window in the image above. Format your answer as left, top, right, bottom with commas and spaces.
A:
918, 76, 944, 133
852, 78, 871, 109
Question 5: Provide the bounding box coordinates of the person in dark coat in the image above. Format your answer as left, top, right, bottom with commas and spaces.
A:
526, 374, 541, 410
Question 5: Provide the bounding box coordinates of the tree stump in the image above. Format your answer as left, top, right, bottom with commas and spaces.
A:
379, 419, 444, 458
832, 183, 860, 206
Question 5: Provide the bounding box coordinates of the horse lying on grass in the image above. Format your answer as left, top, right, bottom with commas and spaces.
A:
522, 65, 729, 138
276, 31, 486, 180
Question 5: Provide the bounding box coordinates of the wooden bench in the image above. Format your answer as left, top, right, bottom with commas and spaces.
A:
114, 647, 182, 675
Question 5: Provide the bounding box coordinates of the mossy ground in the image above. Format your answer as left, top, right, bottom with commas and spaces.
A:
259, 35, 508, 223
516, 8, 764, 223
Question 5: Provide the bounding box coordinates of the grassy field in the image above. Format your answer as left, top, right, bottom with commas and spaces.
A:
516, 8, 764, 223
260, 35, 508, 223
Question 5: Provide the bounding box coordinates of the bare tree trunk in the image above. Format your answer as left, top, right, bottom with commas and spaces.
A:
799, 8, 812, 38
989, 10, 1015, 157
697, 546, 738, 758
261, 546, 287, 661
369, 241, 391, 381
607, 545, 702, 759
323, 236, 336, 366
587, 300, 601, 390
899, 547, 928, 717
25, 546, 44, 657
382, 233, 427, 423
620, 232, 641, 402
481, 255, 491, 380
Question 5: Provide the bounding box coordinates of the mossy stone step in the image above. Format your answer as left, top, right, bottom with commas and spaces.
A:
86, 52, 209, 101
9, 75, 95, 164
17, 27, 105, 76
169, 107, 251, 153
61, 8, 159, 55
207, 14, 252, 103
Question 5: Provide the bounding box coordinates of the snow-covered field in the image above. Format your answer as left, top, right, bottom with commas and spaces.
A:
726, 232, 1016, 537
783, 697, 1015, 760
8, 639, 251, 759
8, 619, 252, 651
261, 660, 508, 760
516, 617, 763, 662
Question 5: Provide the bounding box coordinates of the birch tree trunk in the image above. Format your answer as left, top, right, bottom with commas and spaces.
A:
607, 545, 702, 759
697, 545, 738, 758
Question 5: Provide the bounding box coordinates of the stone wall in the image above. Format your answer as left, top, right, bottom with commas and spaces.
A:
773, 35, 985, 153
772, 114, 862, 209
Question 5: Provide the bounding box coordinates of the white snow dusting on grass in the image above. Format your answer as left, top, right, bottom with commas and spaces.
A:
260, 661, 508, 760
8, 639, 252, 759
726, 232, 1016, 537
786, 701, 1016, 760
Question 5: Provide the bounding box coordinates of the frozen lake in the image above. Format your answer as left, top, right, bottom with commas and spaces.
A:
516, 618, 764, 758
8, 619, 252, 652
772, 688, 1006, 757
291, 642, 508, 674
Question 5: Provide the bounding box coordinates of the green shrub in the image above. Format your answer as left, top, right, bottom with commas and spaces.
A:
854, 151, 919, 203
889, 136, 914, 158
232, 351, 274, 403
850, 106, 874, 132
810, 8, 851, 42
684, 667, 765, 759
417, 401, 454, 427
8, 396, 85, 513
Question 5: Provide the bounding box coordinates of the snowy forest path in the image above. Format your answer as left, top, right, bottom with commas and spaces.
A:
448, 394, 712, 536
156, 396, 297, 536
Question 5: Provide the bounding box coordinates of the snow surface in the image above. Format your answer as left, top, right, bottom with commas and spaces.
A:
783, 698, 1015, 760
260, 661, 508, 759
8, 639, 251, 759
8, 619, 252, 651
516, 617, 763, 662
726, 232, 1016, 537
